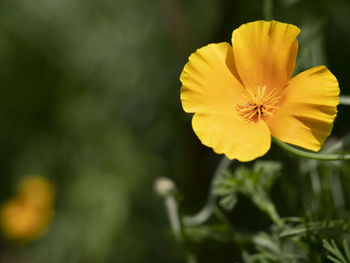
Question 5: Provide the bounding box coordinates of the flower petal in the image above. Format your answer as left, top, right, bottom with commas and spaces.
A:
266, 66, 339, 151
180, 42, 246, 114
232, 20, 300, 91
192, 113, 271, 161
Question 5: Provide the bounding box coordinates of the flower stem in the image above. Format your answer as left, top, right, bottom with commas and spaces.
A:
272, 137, 350, 161
262, 0, 273, 20
154, 177, 197, 263
154, 177, 182, 242
339, 95, 350, 105
164, 195, 182, 242
183, 156, 232, 226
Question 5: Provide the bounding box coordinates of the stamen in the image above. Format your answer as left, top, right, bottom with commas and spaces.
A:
236, 85, 281, 122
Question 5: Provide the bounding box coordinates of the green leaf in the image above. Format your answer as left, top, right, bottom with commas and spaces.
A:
214, 160, 282, 226
323, 239, 350, 263
218, 192, 237, 211
184, 224, 251, 244
344, 240, 350, 261
280, 220, 350, 238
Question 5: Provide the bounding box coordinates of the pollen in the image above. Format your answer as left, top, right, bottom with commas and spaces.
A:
237, 85, 281, 122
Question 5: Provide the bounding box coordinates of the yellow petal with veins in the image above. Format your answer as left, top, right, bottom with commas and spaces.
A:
192, 113, 271, 161
267, 66, 339, 151
232, 20, 300, 93
180, 42, 246, 114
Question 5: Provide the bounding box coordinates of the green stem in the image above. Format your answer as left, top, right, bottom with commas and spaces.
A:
155, 177, 197, 263
262, 0, 273, 20
183, 156, 232, 226
165, 195, 198, 263
265, 200, 284, 227
164, 195, 182, 242
272, 137, 350, 161
339, 95, 350, 105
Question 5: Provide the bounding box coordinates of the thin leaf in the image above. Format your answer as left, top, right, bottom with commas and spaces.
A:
323, 239, 349, 263
327, 255, 344, 263
344, 240, 350, 261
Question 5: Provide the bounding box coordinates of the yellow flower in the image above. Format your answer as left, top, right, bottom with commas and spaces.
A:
0, 176, 55, 243
180, 20, 339, 162
17, 176, 55, 210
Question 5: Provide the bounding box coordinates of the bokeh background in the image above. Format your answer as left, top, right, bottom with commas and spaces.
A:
0, 0, 349, 262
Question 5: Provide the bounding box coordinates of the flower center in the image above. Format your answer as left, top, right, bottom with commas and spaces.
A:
236, 85, 281, 122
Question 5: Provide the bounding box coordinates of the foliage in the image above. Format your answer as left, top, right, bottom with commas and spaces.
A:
180, 157, 350, 262
214, 161, 282, 224
323, 239, 350, 263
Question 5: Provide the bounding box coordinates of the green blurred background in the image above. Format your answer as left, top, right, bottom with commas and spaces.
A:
0, 0, 349, 262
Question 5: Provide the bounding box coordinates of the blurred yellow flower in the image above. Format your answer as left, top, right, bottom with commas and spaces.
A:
0, 176, 55, 243
17, 176, 55, 210
180, 20, 339, 161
